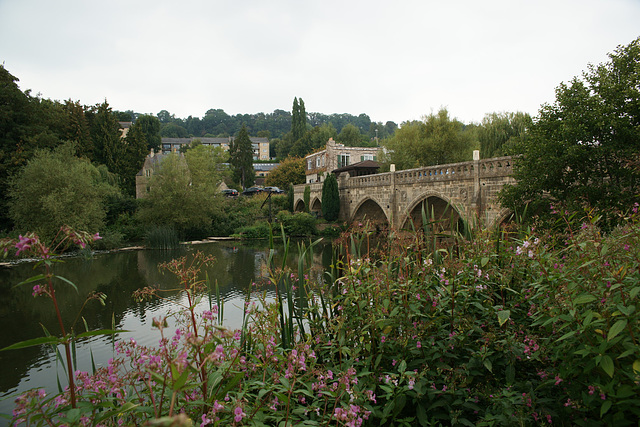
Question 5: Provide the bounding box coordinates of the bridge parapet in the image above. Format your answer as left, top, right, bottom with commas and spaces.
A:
395, 161, 475, 184
348, 172, 393, 188
479, 157, 513, 178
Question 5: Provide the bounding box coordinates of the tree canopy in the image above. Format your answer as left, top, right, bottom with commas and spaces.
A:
478, 111, 532, 159
500, 37, 640, 227
265, 157, 305, 189
137, 145, 226, 230
9, 143, 119, 241
382, 108, 476, 170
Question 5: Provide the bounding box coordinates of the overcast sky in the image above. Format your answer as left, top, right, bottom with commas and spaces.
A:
1, 0, 639, 125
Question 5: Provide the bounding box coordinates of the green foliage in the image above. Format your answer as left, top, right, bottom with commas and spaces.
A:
265, 156, 305, 189
135, 115, 162, 152
235, 221, 272, 239
89, 101, 122, 169
63, 100, 93, 158
0, 65, 56, 229
337, 123, 366, 146
288, 183, 294, 212
478, 111, 531, 158
9, 143, 119, 242
229, 124, 255, 189
321, 173, 340, 221
159, 122, 188, 138
206, 196, 261, 237
7, 210, 640, 425
382, 108, 476, 170
303, 185, 311, 213
145, 226, 180, 249
501, 37, 640, 229
137, 147, 225, 233
275, 211, 317, 236
291, 97, 307, 142
289, 123, 338, 158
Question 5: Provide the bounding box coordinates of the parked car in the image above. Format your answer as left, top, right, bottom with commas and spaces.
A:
221, 189, 239, 197
241, 187, 263, 196
263, 186, 285, 194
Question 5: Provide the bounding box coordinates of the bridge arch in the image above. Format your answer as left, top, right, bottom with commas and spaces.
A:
294, 199, 305, 212
350, 197, 388, 224
492, 208, 516, 229
310, 197, 322, 215
401, 192, 464, 233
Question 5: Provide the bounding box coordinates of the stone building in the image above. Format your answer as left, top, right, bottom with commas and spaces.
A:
304, 138, 380, 183
160, 137, 270, 161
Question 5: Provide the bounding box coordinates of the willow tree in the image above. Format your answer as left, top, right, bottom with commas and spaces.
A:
478, 112, 531, 159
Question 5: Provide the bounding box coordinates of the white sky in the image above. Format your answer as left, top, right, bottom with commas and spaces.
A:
1, 0, 638, 125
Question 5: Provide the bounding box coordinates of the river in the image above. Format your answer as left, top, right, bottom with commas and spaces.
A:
0, 239, 333, 420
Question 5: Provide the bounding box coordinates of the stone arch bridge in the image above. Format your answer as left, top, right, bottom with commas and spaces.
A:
293, 155, 515, 229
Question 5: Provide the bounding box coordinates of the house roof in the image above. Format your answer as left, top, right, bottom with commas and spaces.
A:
332, 160, 380, 176
161, 137, 269, 145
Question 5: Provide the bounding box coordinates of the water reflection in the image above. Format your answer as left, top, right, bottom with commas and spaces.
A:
0, 239, 332, 418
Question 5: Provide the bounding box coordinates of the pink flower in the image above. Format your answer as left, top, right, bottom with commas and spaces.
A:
201, 414, 212, 426
416, 341, 422, 349
234, 406, 246, 423
554, 375, 563, 385
92, 232, 102, 241
380, 335, 386, 344
15, 235, 33, 256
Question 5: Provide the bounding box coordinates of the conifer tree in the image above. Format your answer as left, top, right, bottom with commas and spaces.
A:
321, 173, 340, 221
291, 97, 307, 142
229, 124, 255, 189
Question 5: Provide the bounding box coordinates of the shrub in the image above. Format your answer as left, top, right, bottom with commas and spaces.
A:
275, 211, 316, 237
235, 222, 271, 239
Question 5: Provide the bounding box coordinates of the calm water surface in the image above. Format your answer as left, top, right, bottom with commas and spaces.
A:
0, 239, 333, 419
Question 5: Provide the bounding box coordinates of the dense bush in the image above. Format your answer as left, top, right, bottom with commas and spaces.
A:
275, 211, 317, 237
234, 222, 271, 239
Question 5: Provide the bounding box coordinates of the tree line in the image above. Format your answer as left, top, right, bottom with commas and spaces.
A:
148, 106, 397, 143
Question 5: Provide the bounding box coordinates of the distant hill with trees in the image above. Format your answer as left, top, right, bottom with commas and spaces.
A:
152, 106, 398, 145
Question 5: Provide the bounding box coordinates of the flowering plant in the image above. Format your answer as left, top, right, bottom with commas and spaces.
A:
1, 226, 122, 415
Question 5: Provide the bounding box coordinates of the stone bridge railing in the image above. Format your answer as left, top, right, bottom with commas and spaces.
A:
345, 156, 514, 189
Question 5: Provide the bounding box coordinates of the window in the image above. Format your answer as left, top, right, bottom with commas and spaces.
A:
361, 154, 375, 161
337, 154, 350, 168
308, 159, 312, 170
316, 157, 321, 167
